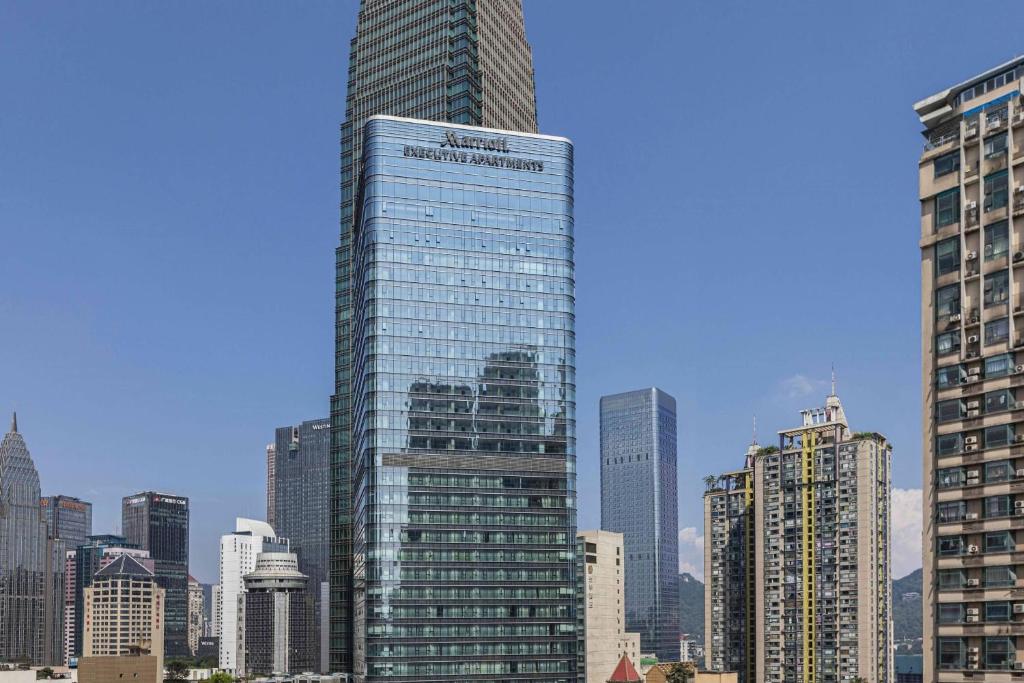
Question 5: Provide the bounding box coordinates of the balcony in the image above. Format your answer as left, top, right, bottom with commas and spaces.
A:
1014, 194, 1024, 217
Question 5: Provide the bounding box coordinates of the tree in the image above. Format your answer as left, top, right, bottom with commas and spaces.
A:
665, 663, 691, 683
703, 475, 718, 491
36, 668, 54, 680
207, 673, 234, 683
165, 660, 190, 681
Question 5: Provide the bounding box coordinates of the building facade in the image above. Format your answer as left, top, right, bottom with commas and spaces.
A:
914, 57, 1024, 682
266, 443, 276, 529
349, 115, 576, 682
122, 492, 190, 657
217, 518, 288, 674
238, 552, 315, 677
188, 575, 203, 656
40, 496, 92, 550
82, 554, 164, 674
272, 418, 330, 671
70, 535, 146, 659
703, 392, 893, 683
332, 1, 539, 670
577, 530, 641, 683
600, 389, 680, 661
0, 413, 53, 664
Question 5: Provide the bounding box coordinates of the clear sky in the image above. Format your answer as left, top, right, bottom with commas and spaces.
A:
2, 1, 1021, 583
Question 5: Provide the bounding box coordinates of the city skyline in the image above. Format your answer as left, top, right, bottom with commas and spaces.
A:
3, 2, 1019, 585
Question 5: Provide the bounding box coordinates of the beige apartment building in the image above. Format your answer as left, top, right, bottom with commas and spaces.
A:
82, 554, 165, 676
703, 391, 892, 683
578, 530, 642, 683
915, 57, 1024, 682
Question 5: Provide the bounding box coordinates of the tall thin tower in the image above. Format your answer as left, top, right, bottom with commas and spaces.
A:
332, 1, 539, 671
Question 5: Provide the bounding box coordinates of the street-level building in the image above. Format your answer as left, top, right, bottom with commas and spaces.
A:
703, 391, 892, 683
914, 57, 1024, 681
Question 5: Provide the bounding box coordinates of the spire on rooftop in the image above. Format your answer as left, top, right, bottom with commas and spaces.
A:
10, 411, 16, 434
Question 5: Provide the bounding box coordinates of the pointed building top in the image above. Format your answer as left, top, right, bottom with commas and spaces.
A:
9, 411, 16, 434
607, 655, 642, 683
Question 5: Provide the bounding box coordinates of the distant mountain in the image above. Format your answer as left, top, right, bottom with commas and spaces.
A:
893, 568, 923, 649
678, 572, 704, 643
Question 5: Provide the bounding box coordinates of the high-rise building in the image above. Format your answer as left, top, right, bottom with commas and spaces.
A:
349, 115, 576, 681
70, 535, 146, 659
41, 495, 92, 550
914, 57, 1024, 682
599, 388, 680, 661
703, 391, 893, 683
82, 554, 164, 674
63, 550, 75, 665
187, 575, 203, 656
238, 552, 316, 677
578, 530, 641, 683
332, 1, 539, 670
266, 443, 276, 529
272, 418, 330, 671
122, 492, 189, 657
0, 413, 53, 664
216, 518, 288, 674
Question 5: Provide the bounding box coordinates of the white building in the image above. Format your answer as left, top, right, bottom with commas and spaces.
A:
216, 518, 287, 673
578, 530, 642, 683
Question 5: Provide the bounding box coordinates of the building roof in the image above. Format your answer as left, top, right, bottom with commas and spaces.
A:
95, 554, 153, 579
607, 655, 641, 683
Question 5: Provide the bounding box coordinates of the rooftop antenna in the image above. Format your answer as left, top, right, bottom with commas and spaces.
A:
752, 415, 757, 445
831, 364, 837, 396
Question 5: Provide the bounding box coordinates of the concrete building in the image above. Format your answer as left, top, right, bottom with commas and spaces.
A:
578, 530, 641, 683
703, 391, 892, 683
266, 443, 276, 529
238, 552, 315, 677
914, 57, 1024, 682
70, 535, 147, 660
600, 389, 680, 661
187, 575, 203, 656
78, 655, 160, 683
82, 554, 164, 675
331, 1, 540, 671
216, 518, 287, 674
41, 496, 92, 550
122, 492, 189, 657
271, 418, 330, 671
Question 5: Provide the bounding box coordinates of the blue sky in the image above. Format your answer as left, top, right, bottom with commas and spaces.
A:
2, 1, 1021, 583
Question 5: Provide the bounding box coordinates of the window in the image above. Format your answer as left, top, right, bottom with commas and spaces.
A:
936, 364, 965, 388
985, 353, 1014, 378
985, 424, 1015, 447
936, 432, 962, 456
938, 535, 965, 556
938, 603, 964, 623
936, 399, 965, 423
938, 500, 966, 522
984, 133, 1008, 159
984, 565, 1017, 587
985, 637, 1015, 669
938, 638, 965, 669
985, 389, 1014, 413
937, 284, 961, 317
985, 220, 1009, 260
986, 317, 1009, 345
986, 531, 1015, 553
985, 495, 1012, 518
985, 170, 1009, 212
937, 466, 966, 488
984, 270, 1009, 306
986, 460, 1015, 483
936, 237, 961, 276
938, 570, 966, 590
936, 331, 961, 356
934, 151, 960, 178
935, 188, 961, 229
986, 602, 1012, 622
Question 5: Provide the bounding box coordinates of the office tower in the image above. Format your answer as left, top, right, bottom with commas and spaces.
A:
216, 518, 288, 674
703, 391, 893, 683
41, 495, 92, 549
187, 575, 203, 656
272, 418, 330, 671
349, 116, 576, 681
0, 413, 51, 664
332, 1, 539, 670
600, 388, 680, 661
237, 552, 316, 677
210, 584, 221, 638
914, 57, 1024, 682
578, 530, 641, 683
82, 554, 164, 674
71, 535, 146, 658
63, 551, 75, 665
266, 443, 276, 528
122, 492, 189, 657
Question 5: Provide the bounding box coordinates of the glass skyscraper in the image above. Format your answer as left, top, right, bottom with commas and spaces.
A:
333, 1, 539, 670
349, 115, 575, 682
599, 388, 680, 662
41, 495, 92, 550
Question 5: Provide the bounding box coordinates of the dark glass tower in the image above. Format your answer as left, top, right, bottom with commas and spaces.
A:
41, 495, 92, 550
122, 492, 190, 657
332, 1, 539, 671
599, 389, 680, 662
